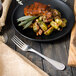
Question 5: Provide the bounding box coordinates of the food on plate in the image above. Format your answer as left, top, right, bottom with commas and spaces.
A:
24, 2, 50, 16
17, 2, 67, 36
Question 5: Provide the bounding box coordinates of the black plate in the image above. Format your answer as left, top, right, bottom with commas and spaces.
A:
12, 0, 75, 42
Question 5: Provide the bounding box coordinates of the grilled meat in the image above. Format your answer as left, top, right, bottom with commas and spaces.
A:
24, 2, 51, 16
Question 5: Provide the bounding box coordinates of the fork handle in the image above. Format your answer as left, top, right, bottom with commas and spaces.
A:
28, 48, 65, 70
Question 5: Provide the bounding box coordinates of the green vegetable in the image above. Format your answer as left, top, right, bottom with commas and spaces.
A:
17, 10, 67, 36
54, 16, 60, 20
50, 21, 60, 30
38, 21, 47, 31
39, 16, 43, 21
17, 16, 33, 22
44, 27, 54, 35
33, 22, 39, 32
23, 21, 33, 29
52, 9, 61, 17
18, 21, 28, 26
17, 16, 37, 29
61, 18, 67, 27
55, 18, 62, 25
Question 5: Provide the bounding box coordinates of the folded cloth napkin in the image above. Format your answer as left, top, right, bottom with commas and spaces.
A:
0, 41, 48, 76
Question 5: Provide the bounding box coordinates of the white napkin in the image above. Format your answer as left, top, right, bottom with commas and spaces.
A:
0, 41, 48, 76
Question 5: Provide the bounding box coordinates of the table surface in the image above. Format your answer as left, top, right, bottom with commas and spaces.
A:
2, 0, 76, 76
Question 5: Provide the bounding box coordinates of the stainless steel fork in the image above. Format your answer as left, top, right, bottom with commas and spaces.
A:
11, 35, 65, 70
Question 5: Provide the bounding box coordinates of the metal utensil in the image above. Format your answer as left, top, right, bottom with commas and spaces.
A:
11, 35, 65, 70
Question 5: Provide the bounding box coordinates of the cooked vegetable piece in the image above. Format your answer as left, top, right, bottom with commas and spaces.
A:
43, 11, 52, 18
23, 21, 32, 29
44, 27, 54, 35
33, 22, 39, 32
41, 15, 53, 23
38, 21, 47, 31
36, 19, 39, 22
36, 29, 43, 36
54, 16, 60, 20
50, 21, 60, 30
39, 16, 43, 21
38, 29, 43, 35
55, 18, 62, 25
43, 18, 53, 23
43, 16, 46, 21
46, 12, 52, 18
61, 18, 67, 27
52, 9, 61, 17
48, 24, 51, 28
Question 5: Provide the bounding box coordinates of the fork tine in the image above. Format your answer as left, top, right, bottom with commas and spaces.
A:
12, 35, 25, 46
14, 35, 25, 45
11, 35, 28, 50
11, 37, 22, 49
12, 36, 24, 46
11, 36, 22, 47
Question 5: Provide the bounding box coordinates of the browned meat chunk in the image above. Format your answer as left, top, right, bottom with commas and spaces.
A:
24, 2, 51, 16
